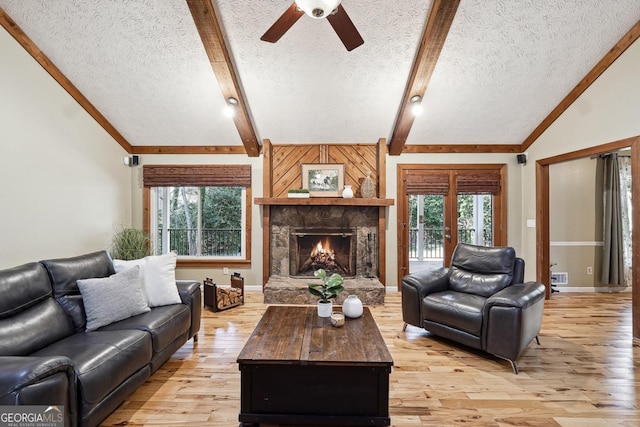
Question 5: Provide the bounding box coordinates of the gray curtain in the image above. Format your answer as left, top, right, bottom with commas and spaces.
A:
618, 156, 633, 286
601, 154, 625, 285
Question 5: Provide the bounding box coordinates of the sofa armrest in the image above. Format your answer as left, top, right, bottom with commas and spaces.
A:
484, 282, 546, 363
0, 356, 76, 418
402, 267, 450, 296
401, 267, 449, 328
486, 282, 546, 309
176, 280, 201, 341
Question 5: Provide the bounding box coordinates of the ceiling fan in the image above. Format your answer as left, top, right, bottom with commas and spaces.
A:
261, 0, 364, 51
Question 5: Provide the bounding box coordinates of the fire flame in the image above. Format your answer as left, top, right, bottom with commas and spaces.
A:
310, 238, 335, 261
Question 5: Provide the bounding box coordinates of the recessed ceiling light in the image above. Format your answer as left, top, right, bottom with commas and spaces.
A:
410, 95, 423, 116
223, 97, 238, 118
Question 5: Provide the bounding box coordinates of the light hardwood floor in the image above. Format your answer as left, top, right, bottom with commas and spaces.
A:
102, 291, 639, 427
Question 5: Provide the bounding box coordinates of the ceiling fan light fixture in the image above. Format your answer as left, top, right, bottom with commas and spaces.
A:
295, 0, 341, 19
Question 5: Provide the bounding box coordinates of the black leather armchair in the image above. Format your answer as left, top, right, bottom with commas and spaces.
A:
402, 243, 545, 374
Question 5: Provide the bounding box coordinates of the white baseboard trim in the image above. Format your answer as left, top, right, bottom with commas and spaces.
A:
554, 286, 631, 293
550, 241, 603, 246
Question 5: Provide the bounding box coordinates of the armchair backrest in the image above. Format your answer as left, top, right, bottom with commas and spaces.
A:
513, 257, 525, 284
448, 243, 517, 297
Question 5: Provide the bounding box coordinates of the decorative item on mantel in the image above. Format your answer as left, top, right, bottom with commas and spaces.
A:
302, 163, 344, 197
287, 188, 310, 198
308, 269, 344, 317
342, 294, 363, 318
360, 170, 376, 198
342, 185, 354, 198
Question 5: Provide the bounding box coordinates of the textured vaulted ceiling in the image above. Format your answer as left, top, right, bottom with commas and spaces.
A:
1, 0, 639, 155
411, 1, 640, 146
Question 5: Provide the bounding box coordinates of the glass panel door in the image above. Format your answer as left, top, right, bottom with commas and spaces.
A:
457, 194, 493, 246
409, 195, 447, 273
397, 165, 506, 288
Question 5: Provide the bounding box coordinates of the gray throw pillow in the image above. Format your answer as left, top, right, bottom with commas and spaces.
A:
77, 266, 150, 332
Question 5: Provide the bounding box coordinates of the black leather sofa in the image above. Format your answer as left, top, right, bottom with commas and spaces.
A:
0, 251, 201, 427
402, 243, 545, 373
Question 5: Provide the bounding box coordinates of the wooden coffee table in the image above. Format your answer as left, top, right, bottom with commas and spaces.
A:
237, 305, 393, 426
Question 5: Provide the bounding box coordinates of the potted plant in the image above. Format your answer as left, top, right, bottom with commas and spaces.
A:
109, 226, 151, 260
308, 269, 344, 317
287, 188, 310, 198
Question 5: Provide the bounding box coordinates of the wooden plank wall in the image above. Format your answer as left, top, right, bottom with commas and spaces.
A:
265, 140, 382, 198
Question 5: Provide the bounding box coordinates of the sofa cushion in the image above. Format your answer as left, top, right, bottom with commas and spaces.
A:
31, 330, 152, 405
77, 266, 150, 332
100, 304, 190, 353
112, 253, 181, 307
41, 251, 115, 330
422, 291, 486, 337
0, 263, 52, 319
448, 244, 515, 297
0, 298, 74, 356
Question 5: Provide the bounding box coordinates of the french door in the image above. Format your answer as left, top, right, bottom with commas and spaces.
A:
397, 164, 507, 287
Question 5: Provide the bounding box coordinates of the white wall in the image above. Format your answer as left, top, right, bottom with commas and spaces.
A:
549, 157, 602, 287
0, 28, 132, 268
521, 38, 640, 278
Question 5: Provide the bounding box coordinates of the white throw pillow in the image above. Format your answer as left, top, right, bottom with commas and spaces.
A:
112, 252, 181, 307
77, 266, 150, 332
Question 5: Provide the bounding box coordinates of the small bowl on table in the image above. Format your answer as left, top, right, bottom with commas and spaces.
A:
330, 312, 345, 328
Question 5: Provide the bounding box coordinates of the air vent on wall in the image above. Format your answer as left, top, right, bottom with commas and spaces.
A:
550, 272, 568, 285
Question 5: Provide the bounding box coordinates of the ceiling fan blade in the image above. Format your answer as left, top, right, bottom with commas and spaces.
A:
326, 5, 364, 51
261, 3, 304, 43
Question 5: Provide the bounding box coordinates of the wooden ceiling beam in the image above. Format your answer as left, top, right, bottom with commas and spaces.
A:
388, 0, 460, 156
186, 0, 261, 157
0, 7, 133, 153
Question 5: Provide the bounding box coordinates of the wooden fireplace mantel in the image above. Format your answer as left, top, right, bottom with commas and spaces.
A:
255, 197, 394, 207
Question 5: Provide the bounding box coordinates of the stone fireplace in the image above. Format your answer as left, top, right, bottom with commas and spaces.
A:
256, 139, 393, 305
263, 204, 385, 305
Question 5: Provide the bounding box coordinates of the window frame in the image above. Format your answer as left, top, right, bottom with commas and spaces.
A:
142, 165, 252, 268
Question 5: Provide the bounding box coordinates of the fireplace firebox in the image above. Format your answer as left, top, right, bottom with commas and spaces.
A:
289, 228, 356, 278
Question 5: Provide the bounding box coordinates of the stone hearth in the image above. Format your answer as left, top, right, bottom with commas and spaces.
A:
264, 276, 385, 306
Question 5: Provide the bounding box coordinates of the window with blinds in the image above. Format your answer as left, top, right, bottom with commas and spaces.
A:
143, 165, 251, 263
455, 171, 501, 195
403, 170, 501, 195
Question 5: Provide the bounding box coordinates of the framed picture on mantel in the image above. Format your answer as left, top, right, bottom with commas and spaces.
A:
301, 163, 344, 197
